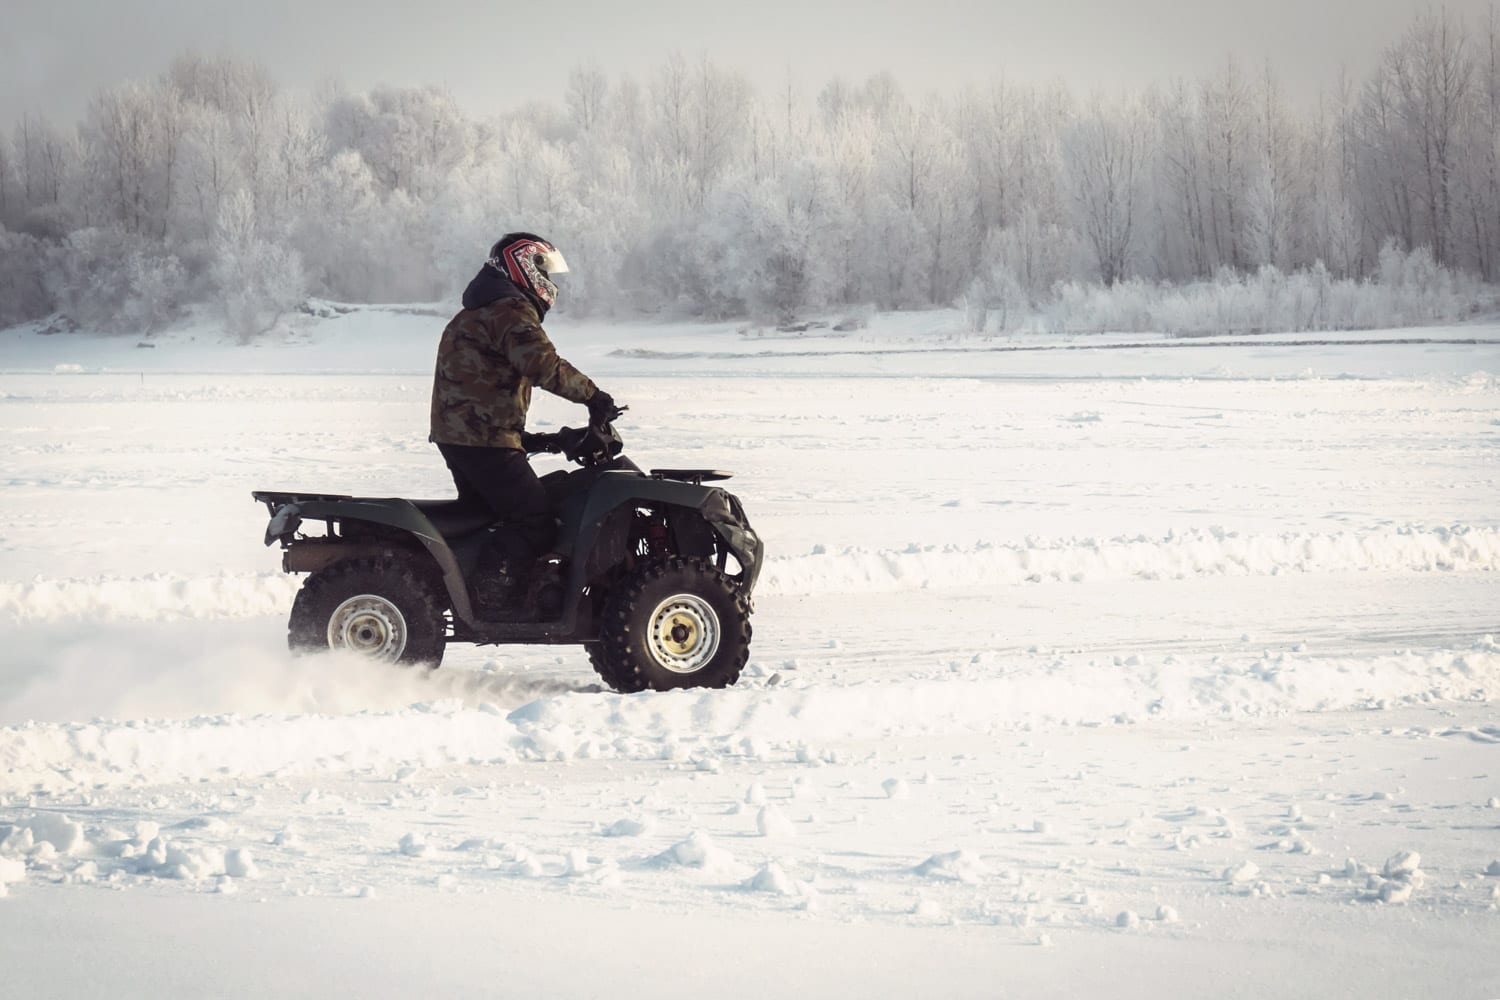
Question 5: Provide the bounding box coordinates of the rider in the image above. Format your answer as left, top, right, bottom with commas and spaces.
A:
429, 232, 621, 598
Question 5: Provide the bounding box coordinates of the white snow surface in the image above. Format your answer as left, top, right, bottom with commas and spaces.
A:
2, 310, 1499, 998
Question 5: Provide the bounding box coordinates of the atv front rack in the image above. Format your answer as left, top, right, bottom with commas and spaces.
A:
650, 469, 733, 485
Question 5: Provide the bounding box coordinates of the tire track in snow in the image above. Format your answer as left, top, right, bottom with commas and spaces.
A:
3, 641, 1497, 790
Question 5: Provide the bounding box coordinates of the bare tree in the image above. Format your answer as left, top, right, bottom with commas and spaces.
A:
0, 135, 12, 223
689, 57, 749, 209
1066, 98, 1144, 286
1359, 63, 1417, 252
1466, 6, 1500, 279
1151, 79, 1213, 278
1246, 62, 1297, 269
85, 83, 168, 236
13, 115, 69, 210
1201, 58, 1251, 270
1386, 7, 1473, 264
565, 63, 609, 136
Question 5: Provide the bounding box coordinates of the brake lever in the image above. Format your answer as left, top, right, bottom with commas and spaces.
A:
593, 403, 629, 433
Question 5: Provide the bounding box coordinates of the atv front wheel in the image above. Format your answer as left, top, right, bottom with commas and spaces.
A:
590, 558, 751, 693
288, 558, 446, 668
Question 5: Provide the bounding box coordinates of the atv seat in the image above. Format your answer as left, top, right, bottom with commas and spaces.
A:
413, 499, 494, 538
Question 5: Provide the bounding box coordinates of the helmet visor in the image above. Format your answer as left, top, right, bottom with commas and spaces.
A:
537, 248, 569, 275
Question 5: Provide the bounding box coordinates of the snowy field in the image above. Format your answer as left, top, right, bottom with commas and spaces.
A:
2, 310, 1499, 998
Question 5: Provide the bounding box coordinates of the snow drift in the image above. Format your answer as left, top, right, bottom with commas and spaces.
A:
2, 525, 1494, 625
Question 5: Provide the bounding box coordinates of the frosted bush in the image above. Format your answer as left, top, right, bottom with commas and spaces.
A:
212, 191, 307, 342
41, 228, 189, 334
1038, 250, 1490, 337
0, 227, 49, 326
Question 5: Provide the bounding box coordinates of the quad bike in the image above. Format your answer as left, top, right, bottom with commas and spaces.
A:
251, 421, 762, 693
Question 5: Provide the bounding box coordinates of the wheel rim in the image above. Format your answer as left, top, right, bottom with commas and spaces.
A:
647, 593, 720, 674
326, 594, 408, 660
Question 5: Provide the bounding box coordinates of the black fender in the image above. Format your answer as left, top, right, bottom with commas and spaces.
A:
271, 498, 477, 626
563, 473, 763, 597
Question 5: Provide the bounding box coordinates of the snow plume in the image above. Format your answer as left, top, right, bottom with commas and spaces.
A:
0, 621, 596, 726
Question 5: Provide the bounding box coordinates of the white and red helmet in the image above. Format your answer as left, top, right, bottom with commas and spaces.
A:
487, 233, 569, 310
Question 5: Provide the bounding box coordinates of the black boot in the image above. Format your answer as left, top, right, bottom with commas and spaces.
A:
526, 558, 565, 619
473, 560, 526, 617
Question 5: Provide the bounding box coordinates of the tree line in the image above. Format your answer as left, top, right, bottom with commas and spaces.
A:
0, 6, 1495, 337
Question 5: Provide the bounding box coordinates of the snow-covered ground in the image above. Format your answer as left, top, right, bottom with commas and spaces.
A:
2, 310, 1499, 998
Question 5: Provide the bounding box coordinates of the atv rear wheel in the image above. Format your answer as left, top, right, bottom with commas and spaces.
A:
590, 558, 751, 693
288, 558, 446, 668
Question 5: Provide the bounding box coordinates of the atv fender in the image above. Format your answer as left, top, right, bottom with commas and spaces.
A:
566, 473, 761, 594
273, 498, 477, 626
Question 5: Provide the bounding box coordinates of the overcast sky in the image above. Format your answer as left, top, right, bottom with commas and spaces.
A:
1, 0, 1488, 128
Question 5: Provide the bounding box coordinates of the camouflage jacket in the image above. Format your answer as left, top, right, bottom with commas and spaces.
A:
429, 297, 598, 450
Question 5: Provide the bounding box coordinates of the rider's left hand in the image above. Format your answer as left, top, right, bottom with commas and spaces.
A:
521, 431, 562, 454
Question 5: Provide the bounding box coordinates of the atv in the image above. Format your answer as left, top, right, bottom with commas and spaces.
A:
251, 421, 762, 693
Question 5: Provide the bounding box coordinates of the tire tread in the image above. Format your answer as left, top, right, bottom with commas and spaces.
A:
288, 557, 446, 668
589, 557, 752, 693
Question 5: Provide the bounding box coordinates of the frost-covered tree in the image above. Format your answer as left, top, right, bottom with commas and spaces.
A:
3, 7, 1497, 336
1385, 8, 1472, 266
0, 227, 49, 324
1067, 97, 1144, 286
1245, 64, 1299, 270
212, 189, 306, 340
1201, 59, 1253, 272
0, 137, 12, 224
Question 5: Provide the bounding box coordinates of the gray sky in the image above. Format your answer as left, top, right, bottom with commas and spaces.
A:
1, 0, 1488, 128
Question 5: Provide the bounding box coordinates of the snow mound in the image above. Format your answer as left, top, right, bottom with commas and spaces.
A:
654, 831, 735, 872
6, 813, 87, 854
225, 849, 259, 880
0, 819, 258, 886
914, 850, 990, 884
882, 778, 912, 800
756, 805, 796, 839
601, 818, 652, 838
1383, 851, 1421, 878
744, 862, 797, 896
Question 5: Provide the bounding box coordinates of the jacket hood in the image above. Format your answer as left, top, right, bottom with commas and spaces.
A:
462, 264, 548, 319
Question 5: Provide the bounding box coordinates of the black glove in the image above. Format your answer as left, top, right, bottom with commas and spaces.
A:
520, 431, 562, 454
586, 389, 624, 429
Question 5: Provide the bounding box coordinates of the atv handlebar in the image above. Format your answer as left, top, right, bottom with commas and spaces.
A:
525, 417, 625, 468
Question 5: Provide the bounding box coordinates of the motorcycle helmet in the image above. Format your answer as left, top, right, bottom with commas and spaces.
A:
487, 232, 569, 311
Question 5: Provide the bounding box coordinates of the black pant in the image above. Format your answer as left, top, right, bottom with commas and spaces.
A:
436, 443, 555, 565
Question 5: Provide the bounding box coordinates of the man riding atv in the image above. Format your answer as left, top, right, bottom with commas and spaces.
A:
430, 233, 621, 610
252, 232, 761, 691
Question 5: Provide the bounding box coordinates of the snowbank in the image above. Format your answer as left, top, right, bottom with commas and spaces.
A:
3, 525, 1494, 625
763, 525, 1500, 596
